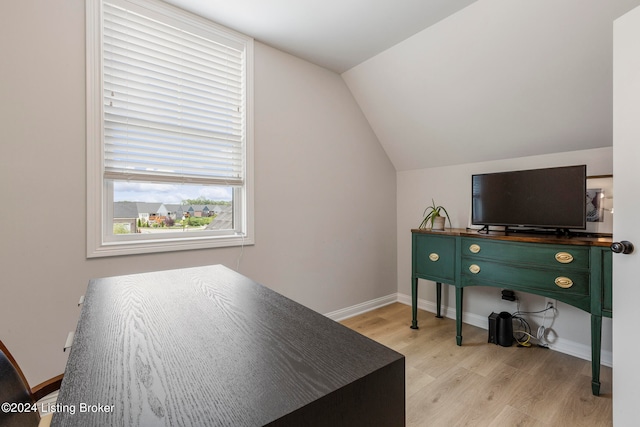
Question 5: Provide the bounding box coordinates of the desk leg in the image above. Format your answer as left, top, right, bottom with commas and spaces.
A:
456, 287, 463, 346
411, 277, 419, 329
591, 314, 602, 396
435, 282, 443, 318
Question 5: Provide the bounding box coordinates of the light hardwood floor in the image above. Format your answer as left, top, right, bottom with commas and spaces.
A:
340, 303, 612, 427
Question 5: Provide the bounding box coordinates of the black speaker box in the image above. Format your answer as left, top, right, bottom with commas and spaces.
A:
488, 312, 499, 344
497, 311, 513, 347
488, 311, 513, 347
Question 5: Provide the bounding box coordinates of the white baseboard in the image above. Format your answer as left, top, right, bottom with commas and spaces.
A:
324, 293, 398, 321
37, 391, 59, 416
331, 292, 612, 367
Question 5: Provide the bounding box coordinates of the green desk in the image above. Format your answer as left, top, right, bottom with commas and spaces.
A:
411, 229, 612, 396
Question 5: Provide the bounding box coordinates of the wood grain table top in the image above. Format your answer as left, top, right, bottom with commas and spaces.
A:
52, 265, 404, 426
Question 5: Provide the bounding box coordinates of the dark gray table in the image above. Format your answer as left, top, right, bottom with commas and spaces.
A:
53, 265, 405, 426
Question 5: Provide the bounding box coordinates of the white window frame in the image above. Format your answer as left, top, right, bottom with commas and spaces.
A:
86, 0, 254, 258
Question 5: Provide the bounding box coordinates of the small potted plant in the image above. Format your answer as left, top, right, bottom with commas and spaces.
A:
419, 199, 452, 231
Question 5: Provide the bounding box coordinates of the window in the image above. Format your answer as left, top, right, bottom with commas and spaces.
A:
87, 0, 254, 257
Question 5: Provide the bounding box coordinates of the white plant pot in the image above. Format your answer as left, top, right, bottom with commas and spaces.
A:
432, 216, 446, 230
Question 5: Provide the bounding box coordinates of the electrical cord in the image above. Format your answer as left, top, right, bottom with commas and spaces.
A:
512, 306, 556, 317
512, 316, 532, 347
512, 299, 532, 346
511, 304, 557, 348
536, 305, 550, 346
513, 330, 537, 347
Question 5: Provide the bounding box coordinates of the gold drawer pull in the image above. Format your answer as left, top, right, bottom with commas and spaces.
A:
429, 253, 440, 262
555, 277, 574, 288
555, 252, 574, 264
469, 244, 481, 254
469, 264, 481, 274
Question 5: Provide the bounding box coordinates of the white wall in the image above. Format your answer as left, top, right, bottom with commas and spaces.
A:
0, 0, 396, 385
397, 147, 613, 360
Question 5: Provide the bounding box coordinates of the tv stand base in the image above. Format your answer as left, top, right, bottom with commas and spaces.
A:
502, 227, 574, 237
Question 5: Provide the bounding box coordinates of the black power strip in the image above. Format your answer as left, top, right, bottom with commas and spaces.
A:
501, 289, 516, 301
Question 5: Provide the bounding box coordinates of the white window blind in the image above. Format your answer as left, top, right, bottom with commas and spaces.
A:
103, 1, 246, 186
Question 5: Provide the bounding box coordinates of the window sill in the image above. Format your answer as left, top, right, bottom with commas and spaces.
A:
87, 233, 254, 258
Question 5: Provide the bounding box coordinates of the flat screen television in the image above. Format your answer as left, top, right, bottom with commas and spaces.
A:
471, 165, 587, 232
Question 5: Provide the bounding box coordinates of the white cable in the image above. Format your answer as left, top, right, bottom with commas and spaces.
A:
537, 308, 547, 342
514, 330, 537, 340
536, 302, 556, 346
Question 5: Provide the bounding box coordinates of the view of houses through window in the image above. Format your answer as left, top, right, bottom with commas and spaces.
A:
112, 181, 233, 235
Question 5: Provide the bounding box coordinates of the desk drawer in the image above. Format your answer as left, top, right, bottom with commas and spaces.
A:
414, 234, 455, 281
461, 238, 590, 269
461, 259, 590, 298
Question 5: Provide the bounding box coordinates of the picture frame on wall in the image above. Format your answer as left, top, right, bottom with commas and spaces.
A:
586, 175, 613, 235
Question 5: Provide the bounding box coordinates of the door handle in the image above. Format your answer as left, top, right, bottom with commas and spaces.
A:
611, 241, 634, 254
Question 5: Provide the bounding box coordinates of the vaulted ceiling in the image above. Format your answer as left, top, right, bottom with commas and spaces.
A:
163, 0, 640, 171
162, 0, 478, 73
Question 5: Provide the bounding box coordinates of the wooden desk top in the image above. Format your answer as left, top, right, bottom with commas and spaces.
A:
53, 265, 404, 426
411, 228, 613, 248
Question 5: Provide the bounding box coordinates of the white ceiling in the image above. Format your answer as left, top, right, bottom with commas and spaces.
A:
342, 0, 640, 170
162, 0, 640, 171
161, 0, 478, 73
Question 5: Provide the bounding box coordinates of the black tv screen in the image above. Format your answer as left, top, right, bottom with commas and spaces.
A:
472, 165, 587, 230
